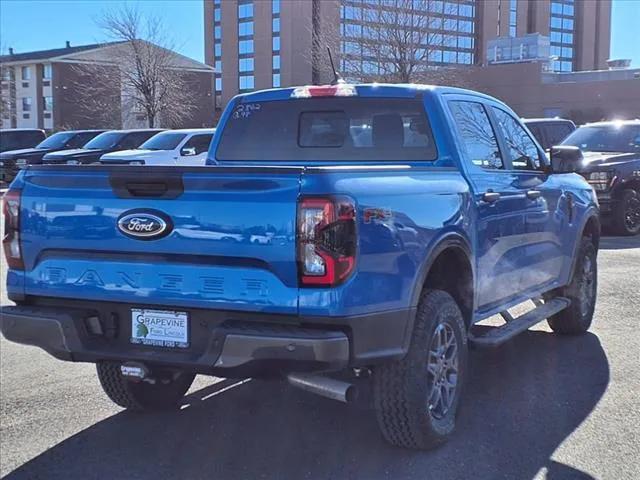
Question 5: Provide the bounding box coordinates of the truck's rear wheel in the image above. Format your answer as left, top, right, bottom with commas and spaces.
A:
545, 237, 597, 334
96, 362, 195, 411
612, 189, 640, 236
373, 289, 467, 450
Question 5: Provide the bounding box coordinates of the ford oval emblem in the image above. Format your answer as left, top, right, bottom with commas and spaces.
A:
117, 211, 171, 240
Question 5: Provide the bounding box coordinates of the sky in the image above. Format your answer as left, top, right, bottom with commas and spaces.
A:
0, 0, 639, 67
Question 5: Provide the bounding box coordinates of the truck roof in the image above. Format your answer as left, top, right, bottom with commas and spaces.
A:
237, 83, 501, 104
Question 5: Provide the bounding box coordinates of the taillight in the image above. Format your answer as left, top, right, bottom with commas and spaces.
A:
297, 196, 356, 287
2, 189, 24, 270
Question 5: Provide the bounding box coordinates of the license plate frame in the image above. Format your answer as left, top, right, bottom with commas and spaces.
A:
130, 308, 189, 348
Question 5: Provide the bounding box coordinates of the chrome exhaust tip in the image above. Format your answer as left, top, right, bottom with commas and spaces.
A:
286, 372, 358, 403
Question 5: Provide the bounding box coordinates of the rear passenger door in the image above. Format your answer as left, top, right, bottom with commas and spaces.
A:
489, 107, 567, 293
448, 98, 531, 311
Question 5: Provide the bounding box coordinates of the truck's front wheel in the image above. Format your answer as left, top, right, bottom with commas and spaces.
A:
545, 237, 597, 334
96, 362, 195, 411
373, 290, 468, 450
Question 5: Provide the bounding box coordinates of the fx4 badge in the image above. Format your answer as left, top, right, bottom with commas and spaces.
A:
117, 210, 172, 240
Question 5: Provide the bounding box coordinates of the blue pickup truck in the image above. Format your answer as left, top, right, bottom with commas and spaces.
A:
1, 84, 600, 450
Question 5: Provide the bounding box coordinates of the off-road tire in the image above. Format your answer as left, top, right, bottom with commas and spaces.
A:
612, 189, 640, 236
545, 237, 597, 334
96, 362, 195, 411
373, 289, 467, 450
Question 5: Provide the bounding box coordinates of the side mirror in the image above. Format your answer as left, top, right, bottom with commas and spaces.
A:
181, 147, 197, 156
549, 145, 583, 173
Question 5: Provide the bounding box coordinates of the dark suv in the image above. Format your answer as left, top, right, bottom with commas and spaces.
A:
523, 118, 576, 150
42, 129, 164, 165
0, 130, 105, 184
0, 129, 46, 153
561, 120, 640, 235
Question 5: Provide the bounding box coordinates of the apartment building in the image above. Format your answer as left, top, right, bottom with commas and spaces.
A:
204, 0, 612, 111
1, 41, 215, 130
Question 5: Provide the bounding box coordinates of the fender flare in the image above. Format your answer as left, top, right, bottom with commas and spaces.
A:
410, 231, 475, 309
567, 209, 601, 284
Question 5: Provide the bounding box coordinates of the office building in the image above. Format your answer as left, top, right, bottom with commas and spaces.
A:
204, 0, 612, 111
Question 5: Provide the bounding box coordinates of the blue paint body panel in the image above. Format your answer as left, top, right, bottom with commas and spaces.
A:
7, 84, 598, 326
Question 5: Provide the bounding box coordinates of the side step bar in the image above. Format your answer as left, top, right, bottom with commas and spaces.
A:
470, 297, 570, 348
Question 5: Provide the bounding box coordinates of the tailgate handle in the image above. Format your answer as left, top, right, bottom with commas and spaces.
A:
109, 173, 184, 199
125, 182, 168, 197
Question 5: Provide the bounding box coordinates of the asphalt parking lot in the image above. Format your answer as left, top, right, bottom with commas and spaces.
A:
0, 211, 638, 479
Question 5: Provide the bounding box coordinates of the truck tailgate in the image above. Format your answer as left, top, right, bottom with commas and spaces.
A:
18, 166, 302, 314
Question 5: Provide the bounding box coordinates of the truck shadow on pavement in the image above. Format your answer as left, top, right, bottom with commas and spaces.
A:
6, 331, 607, 480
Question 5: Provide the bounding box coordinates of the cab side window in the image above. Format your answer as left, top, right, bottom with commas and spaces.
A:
183, 134, 213, 155
449, 101, 503, 169
492, 108, 542, 170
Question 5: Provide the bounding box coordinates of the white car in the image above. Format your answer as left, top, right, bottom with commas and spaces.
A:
99, 128, 215, 166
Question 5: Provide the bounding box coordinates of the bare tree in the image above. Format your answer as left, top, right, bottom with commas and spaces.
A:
73, 6, 198, 128
0, 42, 16, 127
312, 0, 474, 87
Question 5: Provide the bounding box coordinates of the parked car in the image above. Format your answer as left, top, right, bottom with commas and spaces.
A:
561, 119, 640, 235
0, 128, 46, 153
0, 130, 105, 184
100, 129, 216, 166
1, 84, 600, 451
42, 129, 164, 165
523, 118, 576, 150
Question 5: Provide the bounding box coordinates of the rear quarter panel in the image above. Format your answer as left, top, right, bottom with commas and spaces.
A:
299, 167, 473, 316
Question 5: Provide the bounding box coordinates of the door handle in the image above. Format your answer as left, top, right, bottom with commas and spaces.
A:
482, 191, 501, 203
526, 190, 542, 200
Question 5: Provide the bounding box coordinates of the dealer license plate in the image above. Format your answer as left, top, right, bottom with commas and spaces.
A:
130, 309, 189, 348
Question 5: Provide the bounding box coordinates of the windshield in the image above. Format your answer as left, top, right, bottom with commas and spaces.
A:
140, 132, 187, 151
83, 131, 125, 150
561, 124, 640, 153
216, 98, 437, 162
36, 132, 76, 149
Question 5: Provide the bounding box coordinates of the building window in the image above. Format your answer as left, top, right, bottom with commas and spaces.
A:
239, 21, 254, 37
21, 66, 31, 81
338, 0, 477, 73
272, 36, 280, 52
238, 2, 253, 20
239, 58, 254, 73
43, 96, 53, 111
509, 0, 517, 37
272, 73, 280, 87
21, 97, 32, 111
550, 0, 575, 72
42, 64, 52, 79
239, 75, 254, 91
214, 1, 221, 73
272, 17, 280, 33
239, 40, 254, 55
272, 55, 280, 70
272, 0, 280, 15
215, 77, 222, 92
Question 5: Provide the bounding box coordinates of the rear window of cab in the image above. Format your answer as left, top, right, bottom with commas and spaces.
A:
216, 97, 438, 162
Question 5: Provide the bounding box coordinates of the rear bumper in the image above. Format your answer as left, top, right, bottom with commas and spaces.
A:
0, 301, 413, 377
